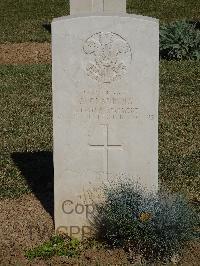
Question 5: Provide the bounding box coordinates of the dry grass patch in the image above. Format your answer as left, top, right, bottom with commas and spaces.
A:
0, 43, 51, 64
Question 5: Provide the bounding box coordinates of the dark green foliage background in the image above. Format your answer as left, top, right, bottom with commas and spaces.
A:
160, 21, 200, 60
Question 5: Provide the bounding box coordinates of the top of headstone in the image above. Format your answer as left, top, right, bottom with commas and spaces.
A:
70, 0, 126, 15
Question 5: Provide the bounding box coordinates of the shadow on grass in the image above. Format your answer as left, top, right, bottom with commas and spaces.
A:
42, 22, 51, 34
11, 151, 54, 218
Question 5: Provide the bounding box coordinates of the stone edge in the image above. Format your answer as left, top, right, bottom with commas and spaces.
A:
52, 13, 159, 24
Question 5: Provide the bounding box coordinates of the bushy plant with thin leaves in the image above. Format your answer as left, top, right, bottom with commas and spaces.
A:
93, 181, 199, 262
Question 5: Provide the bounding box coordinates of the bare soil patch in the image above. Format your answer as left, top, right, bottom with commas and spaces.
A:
0, 194, 53, 265
0, 194, 129, 265
0, 43, 51, 64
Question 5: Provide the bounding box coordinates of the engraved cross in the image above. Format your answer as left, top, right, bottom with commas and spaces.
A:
89, 125, 123, 178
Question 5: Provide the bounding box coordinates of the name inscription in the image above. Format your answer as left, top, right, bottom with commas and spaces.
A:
75, 89, 139, 120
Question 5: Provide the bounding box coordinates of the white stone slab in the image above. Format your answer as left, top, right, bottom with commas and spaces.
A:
52, 14, 159, 239
70, 0, 103, 14
104, 0, 126, 13
70, 0, 126, 15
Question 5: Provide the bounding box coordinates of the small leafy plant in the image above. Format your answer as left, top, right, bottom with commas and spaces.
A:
93, 181, 199, 262
25, 236, 81, 260
25, 235, 105, 261
160, 21, 200, 60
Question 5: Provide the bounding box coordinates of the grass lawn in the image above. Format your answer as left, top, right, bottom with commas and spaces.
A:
0, 61, 199, 199
0, 0, 199, 43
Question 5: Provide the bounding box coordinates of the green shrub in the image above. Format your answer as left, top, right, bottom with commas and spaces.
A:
94, 181, 199, 262
160, 21, 200, 60
25, 236, 80, 260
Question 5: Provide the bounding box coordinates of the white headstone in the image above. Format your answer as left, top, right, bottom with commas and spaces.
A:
52, 0, 159, 239
70, 0, 126, 15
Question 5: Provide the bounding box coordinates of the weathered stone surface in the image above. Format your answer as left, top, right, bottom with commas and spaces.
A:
70, 0, 126, 15
103, 0, 126, 13
52, 14, 159, 238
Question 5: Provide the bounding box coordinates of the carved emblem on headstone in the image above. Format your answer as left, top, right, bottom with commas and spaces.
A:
83, 32, 132, 83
